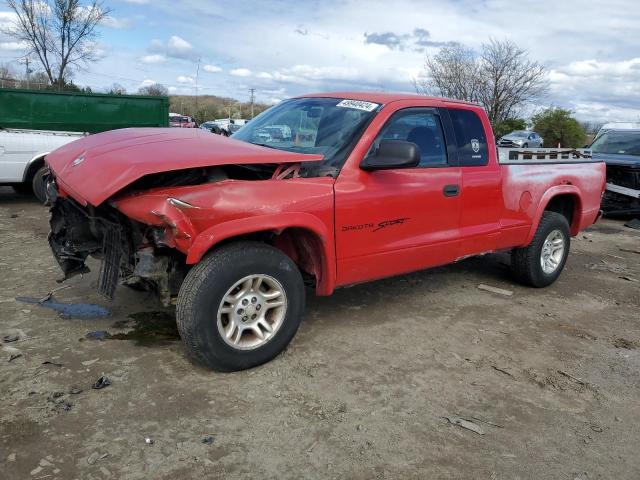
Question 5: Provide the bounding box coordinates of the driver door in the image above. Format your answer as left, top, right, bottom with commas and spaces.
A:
334, 108, 462, 286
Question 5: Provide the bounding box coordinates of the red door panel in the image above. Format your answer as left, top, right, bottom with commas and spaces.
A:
334, 167, 461, 285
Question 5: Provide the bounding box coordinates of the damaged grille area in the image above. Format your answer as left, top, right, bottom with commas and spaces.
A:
603, 164, 640, 215
97, 224, 123, 299
48, 180, 186, 304
607, 165, 640, 190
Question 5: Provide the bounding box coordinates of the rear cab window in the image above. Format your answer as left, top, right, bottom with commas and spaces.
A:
448, 108, 488, 166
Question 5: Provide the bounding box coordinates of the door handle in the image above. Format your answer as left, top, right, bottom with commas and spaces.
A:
443, 184, 460, 197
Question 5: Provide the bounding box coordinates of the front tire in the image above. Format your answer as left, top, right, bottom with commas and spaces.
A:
176, 242, 305, 371
511, 211, 570, 287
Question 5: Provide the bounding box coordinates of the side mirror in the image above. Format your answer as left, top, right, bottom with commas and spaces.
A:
360, 140, 420, 171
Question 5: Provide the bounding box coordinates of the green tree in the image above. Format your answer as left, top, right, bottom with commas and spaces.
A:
532, 108, 586, 148
493, 118, 527, 139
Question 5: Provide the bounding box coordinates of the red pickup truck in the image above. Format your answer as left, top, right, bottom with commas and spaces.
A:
45, 93, 605, 371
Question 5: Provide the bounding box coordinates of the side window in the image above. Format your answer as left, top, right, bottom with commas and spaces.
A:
368, 109, 448, 167
448, 108, 488, 166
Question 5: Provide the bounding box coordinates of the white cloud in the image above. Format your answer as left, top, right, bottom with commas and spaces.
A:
203, 64, 222, 73
45, 0, 640, 119
138, 79, 157, 88
176, 75, 195, 84
0, 41, 27, 51
230, 68, 252, 77
103, 16, 132, 29
148, 35, 197, 61
123, 0, 149, 3
0, 11, 17, 30
547, 57, 640, 121
141, 54, 166, 64
168, 35, 193, 54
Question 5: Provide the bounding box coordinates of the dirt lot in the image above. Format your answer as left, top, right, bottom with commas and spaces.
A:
1, 187, 639, 480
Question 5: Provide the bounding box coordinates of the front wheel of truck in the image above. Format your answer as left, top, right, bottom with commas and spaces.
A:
511, 211, 571, 287
176, 241, 305, 371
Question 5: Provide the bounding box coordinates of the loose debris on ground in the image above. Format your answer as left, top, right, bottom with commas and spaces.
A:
1, 192, 639, 479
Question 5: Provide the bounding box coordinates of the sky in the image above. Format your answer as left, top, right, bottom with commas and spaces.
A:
1, 0, 639, 122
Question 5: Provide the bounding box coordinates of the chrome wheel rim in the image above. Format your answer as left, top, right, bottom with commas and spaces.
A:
217, 274, 287, 350
540, 230, 565, 274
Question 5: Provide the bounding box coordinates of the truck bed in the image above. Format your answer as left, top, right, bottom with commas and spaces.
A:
497, 149, 605, 250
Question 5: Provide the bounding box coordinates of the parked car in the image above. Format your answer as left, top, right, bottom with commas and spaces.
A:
200, 121, 228, 136
169, 114, 196, 128
45, 93, 604, 371
590, 128, 640, 215
497, 131, 544, 148
208, 119, 250, 136
0, 128, 84, 202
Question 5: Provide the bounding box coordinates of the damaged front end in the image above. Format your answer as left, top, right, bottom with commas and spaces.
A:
47, 178, 186, 306
603, 164, 640, 216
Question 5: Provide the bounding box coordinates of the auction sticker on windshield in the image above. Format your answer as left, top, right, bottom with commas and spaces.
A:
336, 99, 380, 112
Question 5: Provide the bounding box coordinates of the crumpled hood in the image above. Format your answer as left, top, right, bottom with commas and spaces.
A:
593, 152, 640, 168
46, 128, 323, 206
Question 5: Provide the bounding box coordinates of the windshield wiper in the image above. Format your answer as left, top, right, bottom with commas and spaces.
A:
252, 143, 279, 150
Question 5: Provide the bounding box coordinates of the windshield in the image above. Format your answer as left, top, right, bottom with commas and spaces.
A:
591, 130, 640, 156
232, 97, 378, 167
509, 131, 529, 138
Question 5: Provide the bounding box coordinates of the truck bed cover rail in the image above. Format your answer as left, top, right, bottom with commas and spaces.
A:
498, 148, 597, 164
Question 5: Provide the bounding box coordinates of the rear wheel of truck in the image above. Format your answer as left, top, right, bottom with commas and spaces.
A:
511, 211, 570, 287
176, 241, 305, 371
31, 166, 49, 204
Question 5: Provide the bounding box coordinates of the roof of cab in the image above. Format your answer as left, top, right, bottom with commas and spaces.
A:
298, 91, 481, 107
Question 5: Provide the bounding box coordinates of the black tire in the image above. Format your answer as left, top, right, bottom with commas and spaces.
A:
523, 143, 528, 148
31, 166, 48, 204
511, 211, 570, 287
176, 241, 305, 371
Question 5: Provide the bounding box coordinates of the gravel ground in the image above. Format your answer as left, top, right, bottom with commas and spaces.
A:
1, 187, 639, 480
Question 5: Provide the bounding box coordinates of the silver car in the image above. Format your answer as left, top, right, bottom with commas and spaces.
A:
498, 130, 544, 148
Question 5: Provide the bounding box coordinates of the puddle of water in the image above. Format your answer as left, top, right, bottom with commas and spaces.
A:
16, 296, 110, 318
109, 311, 180, 344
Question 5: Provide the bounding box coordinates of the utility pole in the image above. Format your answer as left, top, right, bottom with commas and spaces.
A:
249, 88, 255, 119
20, 56, 31, 89
195, 58, 201, 120
25, 56, 30, 89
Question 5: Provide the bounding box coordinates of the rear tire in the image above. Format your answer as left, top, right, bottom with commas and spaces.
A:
31, 166, 48, 204
511, 211, 570, 287
176, 241, 305, 371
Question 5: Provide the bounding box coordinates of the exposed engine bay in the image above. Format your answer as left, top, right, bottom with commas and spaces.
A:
47, 162, 325, 306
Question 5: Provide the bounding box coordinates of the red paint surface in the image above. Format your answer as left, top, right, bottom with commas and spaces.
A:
49, 93, 606, 295
46, 128, 323, 206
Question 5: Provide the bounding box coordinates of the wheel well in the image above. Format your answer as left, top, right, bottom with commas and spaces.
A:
23, 155, 46, 183
212, 228, 326, 291
544, 194, 580, 231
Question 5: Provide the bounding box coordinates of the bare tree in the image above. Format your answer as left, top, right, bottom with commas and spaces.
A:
107, 82, 126, 94
138, 83, 168, 96
3, 0, 111, 90
416, 39, 548, 126
415, 43, 481, 103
